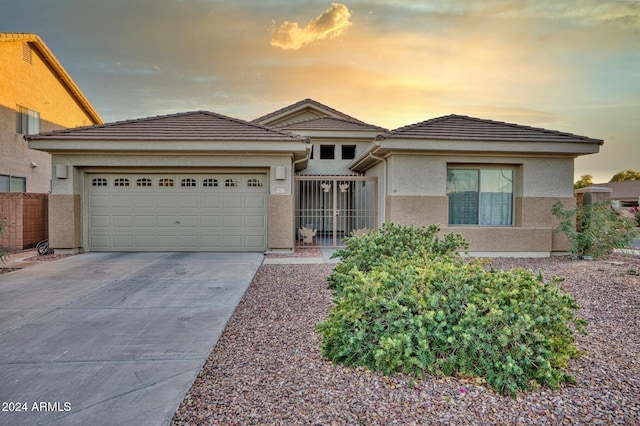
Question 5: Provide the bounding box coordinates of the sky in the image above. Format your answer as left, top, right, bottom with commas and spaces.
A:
1, 0, 639, 183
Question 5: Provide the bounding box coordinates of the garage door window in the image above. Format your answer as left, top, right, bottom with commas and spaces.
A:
247, 178, 262, 187
159, 178, 174, 187
114, 178, 130, 187
92, 178, 108, 187
137, 178, 152, 187
203, 178, 218, 187
181, 178, 197, 187
225, 178, 238, 187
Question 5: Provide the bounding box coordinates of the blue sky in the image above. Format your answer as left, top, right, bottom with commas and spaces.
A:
1, 0, 639, 182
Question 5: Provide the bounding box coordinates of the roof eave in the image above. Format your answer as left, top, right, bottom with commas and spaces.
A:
349, 138, 601, 173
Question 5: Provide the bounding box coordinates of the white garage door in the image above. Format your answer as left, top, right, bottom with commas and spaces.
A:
87, 173, 268, 251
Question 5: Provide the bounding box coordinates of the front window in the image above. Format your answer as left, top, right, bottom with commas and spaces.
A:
447, 168, 513, 225
16, 105, 40, 135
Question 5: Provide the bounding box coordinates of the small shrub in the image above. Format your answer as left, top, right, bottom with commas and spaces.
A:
0, 218, 7, 264
318, 223, 586, 397
552, 201, 637, 259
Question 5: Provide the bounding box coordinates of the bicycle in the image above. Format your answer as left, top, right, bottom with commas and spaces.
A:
36, 239, 53, 256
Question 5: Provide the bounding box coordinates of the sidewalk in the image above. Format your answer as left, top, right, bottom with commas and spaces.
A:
263, 248, 339, 264
0, 250, 39, 271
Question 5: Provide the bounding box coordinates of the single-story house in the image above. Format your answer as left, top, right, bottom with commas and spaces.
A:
27, 99, 602, 256
589, 181, 640, 208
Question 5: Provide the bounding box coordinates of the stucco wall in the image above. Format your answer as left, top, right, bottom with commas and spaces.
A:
303, 141, 371, 175
379, 154, 577, 255
268, 195, 294, 249
0, 40, 99, 193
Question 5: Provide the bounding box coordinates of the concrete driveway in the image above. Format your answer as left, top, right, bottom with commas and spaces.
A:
0, 252, 263, 425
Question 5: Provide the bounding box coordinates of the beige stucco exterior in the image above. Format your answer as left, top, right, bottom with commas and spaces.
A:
363, 152, 584, 256
0, 34, 101, 194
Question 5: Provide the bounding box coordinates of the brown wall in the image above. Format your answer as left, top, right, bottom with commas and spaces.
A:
0, 192, 48, 250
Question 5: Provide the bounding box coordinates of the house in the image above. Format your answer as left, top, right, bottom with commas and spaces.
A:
26, 99, 602, 256
589, 181, 640, 208
0, 33, 102, 250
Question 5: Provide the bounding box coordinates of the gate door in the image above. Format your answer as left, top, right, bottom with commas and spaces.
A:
295, 176, 377, 247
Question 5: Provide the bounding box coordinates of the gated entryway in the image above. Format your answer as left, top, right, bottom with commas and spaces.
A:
295, 176, 377, 247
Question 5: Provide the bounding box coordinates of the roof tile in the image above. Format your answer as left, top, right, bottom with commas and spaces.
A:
27, 111, 307, 141
379, 114, 603, 144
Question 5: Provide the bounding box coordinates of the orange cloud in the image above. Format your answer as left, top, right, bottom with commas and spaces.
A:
270, 3, 352, 50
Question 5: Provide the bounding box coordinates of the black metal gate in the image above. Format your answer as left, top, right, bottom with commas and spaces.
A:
295, 175, 377, 247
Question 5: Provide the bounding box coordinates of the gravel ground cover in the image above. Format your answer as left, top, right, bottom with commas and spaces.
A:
173, 255, 640, 425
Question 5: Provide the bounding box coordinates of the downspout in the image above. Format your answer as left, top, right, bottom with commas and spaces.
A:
368, 147, 387, 226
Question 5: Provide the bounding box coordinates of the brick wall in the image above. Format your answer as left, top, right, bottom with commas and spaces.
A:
0, 193, 48, 251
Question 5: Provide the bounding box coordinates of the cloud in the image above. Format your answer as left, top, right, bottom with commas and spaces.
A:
270, 3, 352, 50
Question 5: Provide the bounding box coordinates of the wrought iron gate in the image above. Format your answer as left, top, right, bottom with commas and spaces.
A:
295, 176, 377, 247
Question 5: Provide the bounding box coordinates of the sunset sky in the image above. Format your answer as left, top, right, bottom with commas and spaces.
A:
1, 0, 638, 183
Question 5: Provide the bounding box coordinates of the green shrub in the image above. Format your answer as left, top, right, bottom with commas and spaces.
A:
0, 218, 7, 264
552, 201, 637, 259
328, 222, 468, 294
318, 224, 586, 397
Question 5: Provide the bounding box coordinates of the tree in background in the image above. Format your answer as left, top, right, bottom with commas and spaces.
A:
610, 170, 640, 182
574, 174, 593, 189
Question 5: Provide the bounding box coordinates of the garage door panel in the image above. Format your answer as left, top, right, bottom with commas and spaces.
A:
90, 235, 110, 249
90, 195, 110, 208
177, 215, 199, 227
222, 236, 243, 247
245, 216, 265, 228
156, 196, 177, 208
223, 216, 243, 227
157, 216, 177, 227
246, 236, 265, 249
245, 196, 266, 209
88, 173, 267, 251
111, 196, 133, 208
90, 216, 110, 228
200, 216, 221, 227
200, 196, 221, 208
113, 235, 133, 248
178, 196, 199, 208
134, 196, 154, 208
223, 196, 243, 208
134, 216, 155, 227
112, 215, 133, 228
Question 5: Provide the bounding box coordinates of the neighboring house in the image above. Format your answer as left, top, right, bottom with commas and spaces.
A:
589, 181, 640, 208
0, 33, 102, 250
27, 99, 602, 256
0, 33, 102, 192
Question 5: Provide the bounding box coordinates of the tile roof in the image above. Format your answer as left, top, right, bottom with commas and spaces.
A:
591, 181, 640, 200
26, 111, 308, 141
274, 116, 387, 132
378, 114, 603, 144
252, 98, 370, 125
1, 33, 102, 124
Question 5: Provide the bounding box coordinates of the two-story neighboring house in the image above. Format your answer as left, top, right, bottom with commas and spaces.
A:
27, 98, 602, 257
0, 33, 102, 250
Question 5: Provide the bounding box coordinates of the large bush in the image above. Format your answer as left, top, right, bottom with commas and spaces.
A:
552, 200, 637, 259
318, 223, 586, 397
